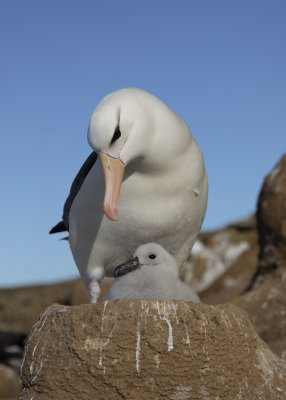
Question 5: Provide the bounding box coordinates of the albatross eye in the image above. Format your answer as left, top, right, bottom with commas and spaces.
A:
110, 125, 121, 144
149, 254, 156, 259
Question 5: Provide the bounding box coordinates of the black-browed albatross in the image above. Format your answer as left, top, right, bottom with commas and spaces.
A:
50, 88, 208, 302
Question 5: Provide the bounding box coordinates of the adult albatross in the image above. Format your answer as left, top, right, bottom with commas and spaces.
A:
50, 88, 208, 302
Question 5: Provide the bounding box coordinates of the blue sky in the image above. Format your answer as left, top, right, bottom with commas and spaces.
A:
1, 0, 285, 287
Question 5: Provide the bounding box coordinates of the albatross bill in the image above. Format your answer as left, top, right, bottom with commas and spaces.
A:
99, 153, 125, 221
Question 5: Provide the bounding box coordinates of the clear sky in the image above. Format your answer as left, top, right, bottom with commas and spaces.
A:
1, 0, 285, 287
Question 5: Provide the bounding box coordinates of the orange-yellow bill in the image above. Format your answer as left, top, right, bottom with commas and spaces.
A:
99, 152, 125, 221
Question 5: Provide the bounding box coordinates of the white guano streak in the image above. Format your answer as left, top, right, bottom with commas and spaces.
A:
184, 322, 191, 347
21, 305, 54, 380
156, 301, 174, 352
136, 319, 141, 373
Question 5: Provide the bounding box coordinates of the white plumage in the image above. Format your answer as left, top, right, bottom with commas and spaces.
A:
51, 88, 208, 302
105, 243, 201, 302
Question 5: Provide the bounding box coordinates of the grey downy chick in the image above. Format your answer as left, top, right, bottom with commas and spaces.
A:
105, 243, 200, 302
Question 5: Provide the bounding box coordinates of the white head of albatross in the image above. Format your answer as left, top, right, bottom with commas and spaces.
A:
105, 242, 201, 302
87, 90, 149, 220
50, 88, 208, 303
87, 88, 189, 221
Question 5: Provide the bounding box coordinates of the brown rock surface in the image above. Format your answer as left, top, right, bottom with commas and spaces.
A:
0, 279, 111, 400
200, 244, 258, 305
21, 301, 286, 400
255, 153, 286, 283
233, 275, 286, 361
0, 364, 21, 399
0, 277, 112, 335
181, 216, 258, 294
227, 154, 286, 360
0, 279, 88, 334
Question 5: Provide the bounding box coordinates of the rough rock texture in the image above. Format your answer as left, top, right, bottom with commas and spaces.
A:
180, 216, 258, 293
200, 243, 258, 305
21, 301, 286, 400
0, 279, 110, 400
255, 154, 286, 283
233, 276, 286, 361
228, 154, 286, 360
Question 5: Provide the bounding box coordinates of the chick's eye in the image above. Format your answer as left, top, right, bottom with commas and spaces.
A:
110, 125, 121, 144
149, 254, 156, 259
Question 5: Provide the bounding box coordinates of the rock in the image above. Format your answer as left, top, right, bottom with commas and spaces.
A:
254, 154, 286, 283
0, 279, 89, 335
228, 154, 286, 360
233, 275, 286, 361
200, 244, 258, 305
0, 331, 26, 367
21, 301, 286, 400
0, 277, 113, 337
0, 364, 21, 399
181, 216, 258, 294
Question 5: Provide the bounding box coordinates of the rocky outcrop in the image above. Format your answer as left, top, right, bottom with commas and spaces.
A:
0, 279, 109, 400
3, 154, 286, 399
233, 276, 286, 361
21, 301, 286, 400
200, 243, 258, 305
226, 154, 286, 360
0, 220, 259, 400
180, 216, 258, 293
255, 154, 286, 283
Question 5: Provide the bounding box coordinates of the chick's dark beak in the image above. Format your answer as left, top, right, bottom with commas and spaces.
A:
114, 256, 141, 278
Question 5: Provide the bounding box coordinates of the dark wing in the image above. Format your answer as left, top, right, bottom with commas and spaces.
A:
49, 151, 98, 234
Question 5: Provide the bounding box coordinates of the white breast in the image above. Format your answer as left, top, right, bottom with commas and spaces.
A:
69, 138, 208, 285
